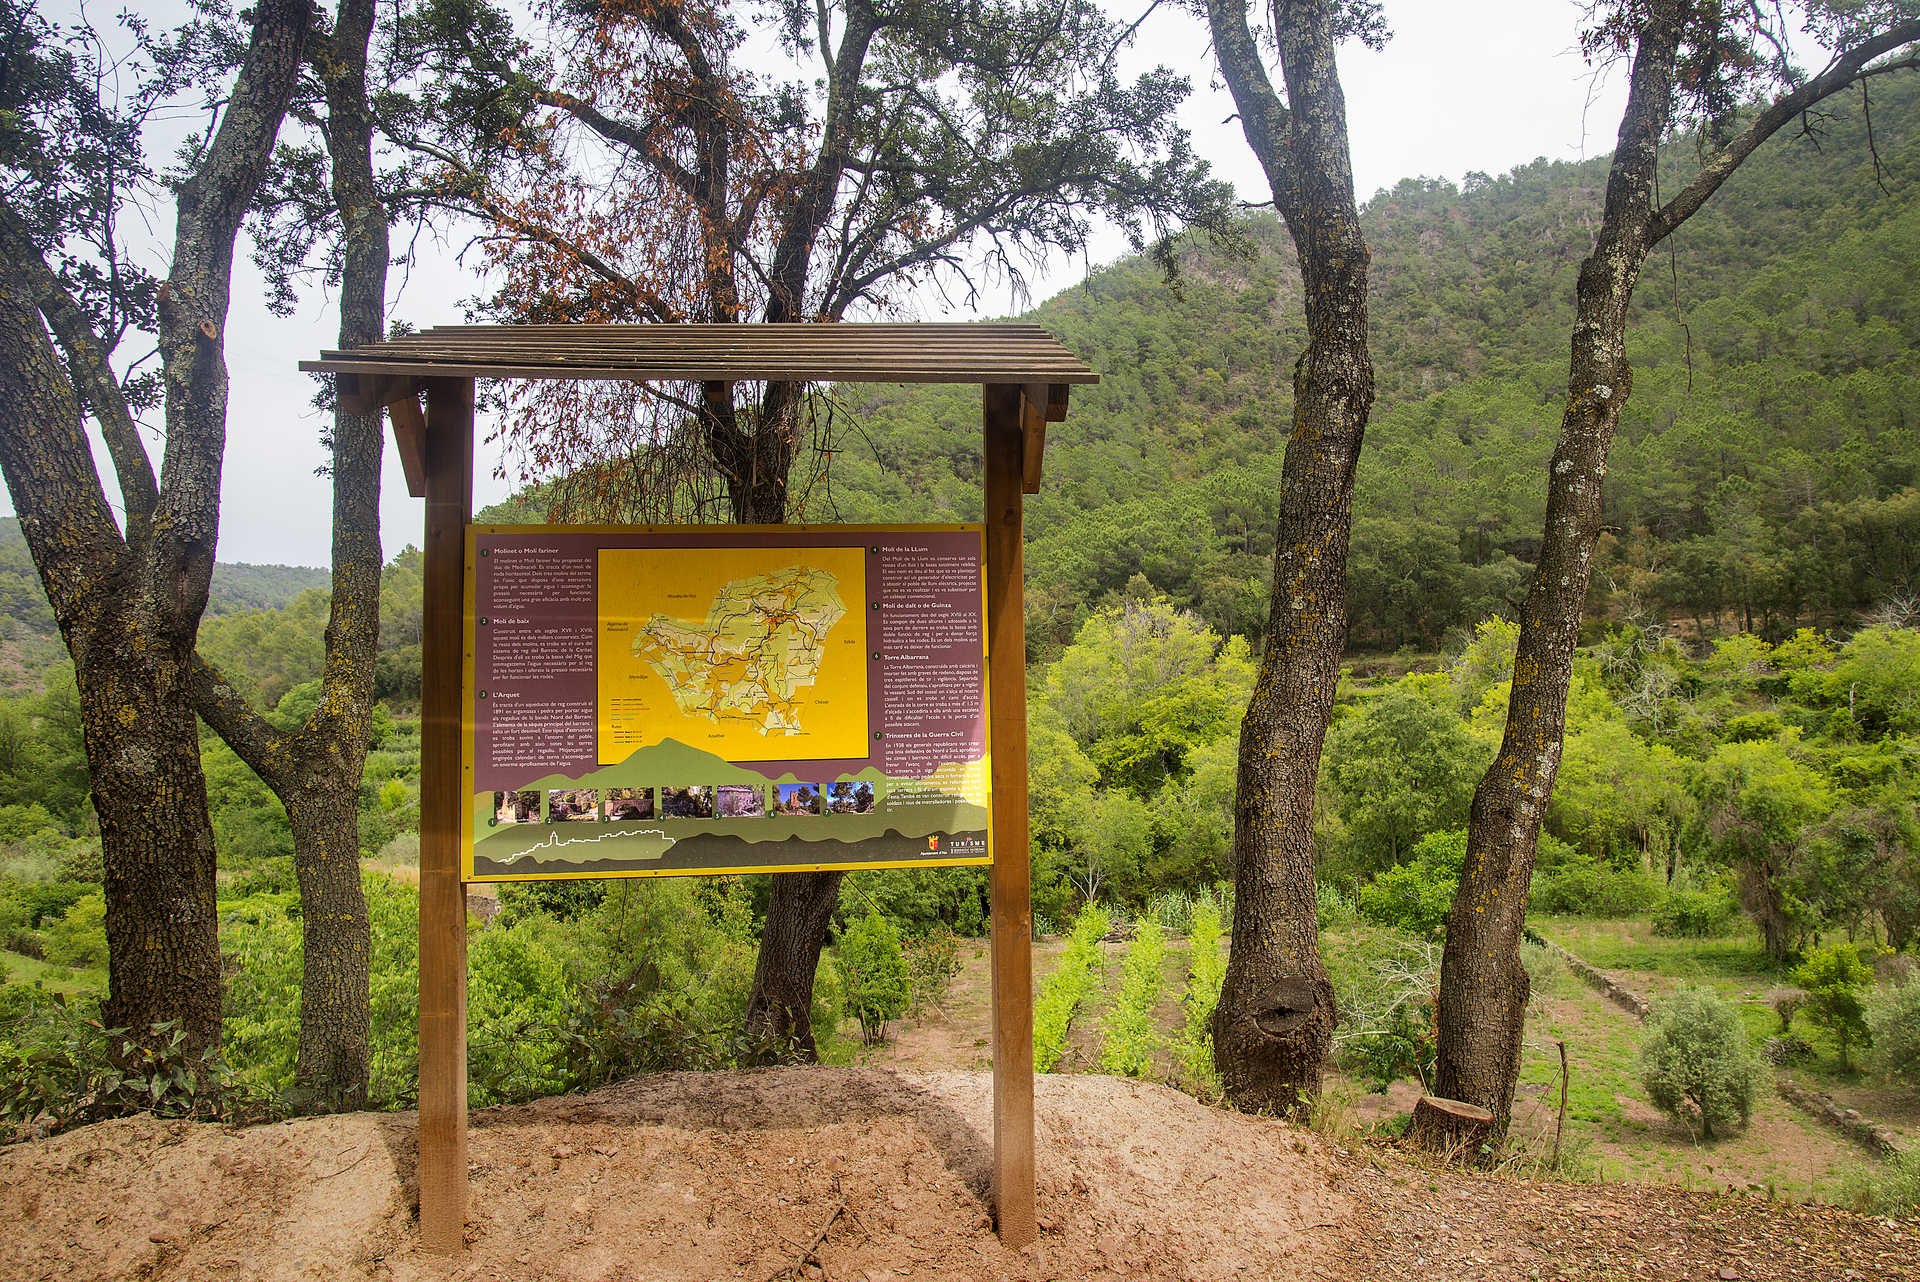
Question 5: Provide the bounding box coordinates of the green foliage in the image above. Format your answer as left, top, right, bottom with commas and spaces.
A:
1637, 986, 1765, 1139
1356, 829, 1468, 937
1529, 858, 1661, 918
1792, 942, 1875, 1071
1653, 886, 1740, 938
1315, 880, 1358, 930
901, 927, 962, 1020
1033, 903, 1109, 1073
1098, 920, 1165, 1078
0, 990, 273, 1140
1842, 1147, 1920, 1217
1332, 936, 1441, 1094
1323, 683, 1484, 876
40, 892, 106, 969
837, 909, 910, 1045
1174, 901, 1226, 1094
1866, 971, 1920, 1086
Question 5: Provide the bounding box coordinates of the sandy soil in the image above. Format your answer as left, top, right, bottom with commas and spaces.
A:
4, 1067, 1914, 1282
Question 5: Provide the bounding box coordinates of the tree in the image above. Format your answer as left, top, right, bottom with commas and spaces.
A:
1794, 942, 1874, 1071
0, 0, 312, 1052
1202, 0, 1388, 1114
838, 908, 909, 1044
402, 0, 1230, 1056
188, 0, 392, 1105
1436, 0, 1920, 1139
1638, 985, 1763, 1140
1321, 683, 1483, 877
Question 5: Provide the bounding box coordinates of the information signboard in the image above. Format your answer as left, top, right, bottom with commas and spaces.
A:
462, 525, 991, 881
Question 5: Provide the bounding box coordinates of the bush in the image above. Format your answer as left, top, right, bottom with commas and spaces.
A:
41, 893, 106, 969
1357, 829, 1466, 937
1033, 903, 1109, 1072
838, 909, 910, 1045
1315, 880, 1357, 930
0, 991, 273, 1141
902, 926, 961, 1019
1174, 901, 1226, 1094
1099, 920, 1165, 1078
1333, 937, 1440, 1093
1637, 985, 1764, 1139
1529, 859, 1660, 917
1652, 887, 1737, 938
1794, 942, 1875, 1072
1867, 972, 1920, 1085
1842, 1147, 1920, 1217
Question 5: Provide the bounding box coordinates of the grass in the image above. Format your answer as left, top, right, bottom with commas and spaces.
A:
1534, 916, 1775, 983
0, 949, 101, 996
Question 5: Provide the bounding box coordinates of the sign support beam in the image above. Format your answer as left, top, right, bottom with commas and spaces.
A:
418, 376, 474, 1254
983, 384, 1037, 1247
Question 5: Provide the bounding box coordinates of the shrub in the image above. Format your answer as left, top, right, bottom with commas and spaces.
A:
1033, 903, 1109, 1072
1357, 829, 1465, 937
0, 992, 273, 1141
1519, 940, 1572, 998
902, 926, 961, 1019
1867, 972, 1920, 1085
1794, 942, 1875, 1072
1174, 902, 1226, 1094
1652, 887, 1737, 938
41, 893, 106, 970
1637, 985, 1764, 1139
1099, 920, 1165, 1078
838, 909, 910, 1045
1315, 880, 1357, 930
1334, 938, 1440, 1093
1529, 859, 1660, 917
1842, 1147, 1920, 1216
1145, 890, 1195, 936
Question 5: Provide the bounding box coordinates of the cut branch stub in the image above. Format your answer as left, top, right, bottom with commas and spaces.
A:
1251, 975, 1319, 1037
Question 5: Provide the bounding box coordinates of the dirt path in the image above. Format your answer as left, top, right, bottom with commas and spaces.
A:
3, 1068, 1912, 1281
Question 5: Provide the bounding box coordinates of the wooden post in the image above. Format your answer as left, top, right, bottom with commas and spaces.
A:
418, 377, 473, 1253
983, 383, 1036, 1247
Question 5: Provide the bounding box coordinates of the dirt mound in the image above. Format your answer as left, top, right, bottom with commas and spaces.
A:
0, 1069, 1348, 1281
0, 1068, 1912, 1281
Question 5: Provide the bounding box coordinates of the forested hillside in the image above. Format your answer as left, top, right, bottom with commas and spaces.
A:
828, 76, 1920, 657
0, 520, 331, 691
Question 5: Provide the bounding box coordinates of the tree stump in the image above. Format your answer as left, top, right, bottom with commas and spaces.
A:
1409, 1096, 1497, 1159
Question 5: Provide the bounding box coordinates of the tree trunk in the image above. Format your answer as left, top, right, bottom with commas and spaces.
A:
1431, 6, 1920, 1137
742, 868, 843, 1060
1435, 14, 1677, 1136
0, 279, 227, 1053
287, 792, 372, 1098
1205, 0, 1371, 1114
726, 375, 841, 1059
190, 0, 382, 1103
1408, 1095, 1497, 1158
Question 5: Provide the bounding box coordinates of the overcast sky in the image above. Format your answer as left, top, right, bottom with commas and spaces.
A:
23, 0, 1634, 569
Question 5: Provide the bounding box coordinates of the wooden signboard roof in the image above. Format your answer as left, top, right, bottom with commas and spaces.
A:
300, 321, 1099, 386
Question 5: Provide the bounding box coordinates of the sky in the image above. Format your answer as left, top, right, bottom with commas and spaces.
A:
23, 0, 1635, 569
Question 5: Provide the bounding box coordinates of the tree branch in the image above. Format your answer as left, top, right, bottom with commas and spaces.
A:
0, 201, 158, 547
1203, 0, 1298, 214
1648, 25, 1920, 245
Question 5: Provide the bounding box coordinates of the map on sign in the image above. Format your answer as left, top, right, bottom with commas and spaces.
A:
630, 567, 847, 737
597, 545, 868, 764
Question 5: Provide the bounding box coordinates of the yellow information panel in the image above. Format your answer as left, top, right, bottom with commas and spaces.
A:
462, 525, 991, 881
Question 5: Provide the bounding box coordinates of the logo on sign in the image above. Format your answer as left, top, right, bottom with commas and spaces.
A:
927, 835, 940, 851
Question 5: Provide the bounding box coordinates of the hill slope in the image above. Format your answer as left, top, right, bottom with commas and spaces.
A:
827, 77, 1920, 655
0, 519, 331, 692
